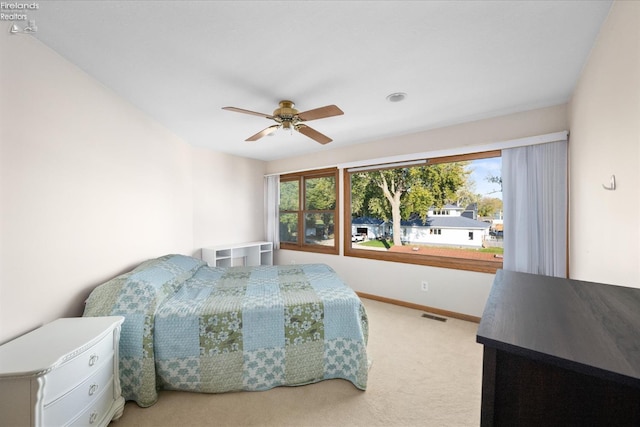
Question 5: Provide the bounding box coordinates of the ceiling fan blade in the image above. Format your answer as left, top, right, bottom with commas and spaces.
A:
222, 106, 274, 119
246, 125, 280, 141
297, 105, 344, 121
296, 125, 332, 145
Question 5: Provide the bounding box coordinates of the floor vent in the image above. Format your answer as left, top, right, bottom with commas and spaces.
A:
422, 313, 447, 322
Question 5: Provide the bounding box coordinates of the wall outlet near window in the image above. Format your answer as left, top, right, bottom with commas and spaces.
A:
421, 281, 429, 291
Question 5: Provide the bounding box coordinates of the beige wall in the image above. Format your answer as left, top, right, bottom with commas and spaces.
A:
267, 104, 568, 174
0, 31, 265, 343
192, 146, 266, 254
270, 106, 569, 318
568, 1, 640, 287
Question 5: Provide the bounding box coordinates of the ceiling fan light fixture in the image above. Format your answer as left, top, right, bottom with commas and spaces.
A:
386, 92, 407, 103
223, 100, 342, 144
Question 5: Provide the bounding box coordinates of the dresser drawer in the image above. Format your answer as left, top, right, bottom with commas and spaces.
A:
43, 359, 114, 427
43, 330, 115, 405
68, 380, 115, 427
0, 316, 124, 427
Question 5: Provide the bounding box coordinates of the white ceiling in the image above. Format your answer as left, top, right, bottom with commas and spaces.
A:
28, 1, 611, 161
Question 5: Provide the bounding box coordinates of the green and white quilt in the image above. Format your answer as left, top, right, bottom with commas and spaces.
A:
83, 254, 369, 407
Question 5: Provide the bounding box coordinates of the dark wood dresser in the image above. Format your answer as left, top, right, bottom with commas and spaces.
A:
477, 270, 640, 426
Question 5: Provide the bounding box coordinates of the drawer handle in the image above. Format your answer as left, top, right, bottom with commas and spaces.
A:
88, 383, 99, 396
88, 354, 99, 367
89, 411, 98, 424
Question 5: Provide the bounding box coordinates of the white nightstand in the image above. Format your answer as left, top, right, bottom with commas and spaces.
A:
0, 316, 125, 427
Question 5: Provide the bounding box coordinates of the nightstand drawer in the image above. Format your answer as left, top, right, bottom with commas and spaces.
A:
68, 380, 115, 427
43, 360, 113, 427
43, 329, 115, 405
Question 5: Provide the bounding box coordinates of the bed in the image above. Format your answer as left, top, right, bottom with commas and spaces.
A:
83, 254, 369, 407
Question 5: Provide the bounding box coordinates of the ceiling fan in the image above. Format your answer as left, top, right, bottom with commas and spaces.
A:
222, 100, 343, 145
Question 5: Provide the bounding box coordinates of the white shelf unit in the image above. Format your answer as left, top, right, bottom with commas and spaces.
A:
202, 241, 273, 267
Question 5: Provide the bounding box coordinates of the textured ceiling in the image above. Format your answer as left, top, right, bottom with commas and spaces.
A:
26, 1, 611, 161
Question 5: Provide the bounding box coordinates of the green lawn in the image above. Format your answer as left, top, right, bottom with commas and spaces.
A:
477, 246, 504, 254
358, 240, 393, 248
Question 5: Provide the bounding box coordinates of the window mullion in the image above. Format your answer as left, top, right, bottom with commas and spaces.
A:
298, 177, 305, 246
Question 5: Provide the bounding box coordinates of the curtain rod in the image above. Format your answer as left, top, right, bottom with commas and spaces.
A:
264, 131, 568, 177
347, 159, 427, 173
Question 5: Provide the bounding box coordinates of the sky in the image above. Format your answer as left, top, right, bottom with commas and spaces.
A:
467, 157, 502, 199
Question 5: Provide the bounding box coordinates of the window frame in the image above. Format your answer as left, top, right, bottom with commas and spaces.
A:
343, 150, 502, 274
279, 167, 340, 255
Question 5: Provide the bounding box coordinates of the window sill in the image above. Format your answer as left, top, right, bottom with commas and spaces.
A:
279, 243, 339, 256
344, 247, 502, 274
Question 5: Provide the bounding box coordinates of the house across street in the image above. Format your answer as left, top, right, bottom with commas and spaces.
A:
352, 203, 503, 250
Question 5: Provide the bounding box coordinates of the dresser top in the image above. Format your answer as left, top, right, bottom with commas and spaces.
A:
477, 270, 640, 388
0, 316, 124, 378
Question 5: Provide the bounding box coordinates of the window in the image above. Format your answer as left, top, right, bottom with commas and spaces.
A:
344, 151, 503, 273
279, 168, 339, 254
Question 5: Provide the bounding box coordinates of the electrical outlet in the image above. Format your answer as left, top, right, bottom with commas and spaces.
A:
421, 281, 429, 291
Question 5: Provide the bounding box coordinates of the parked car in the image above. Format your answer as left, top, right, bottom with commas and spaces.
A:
351, 234, 365, 242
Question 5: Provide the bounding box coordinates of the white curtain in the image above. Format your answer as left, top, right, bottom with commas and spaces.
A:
264, 175, 280, 249
502, 140, 567, 277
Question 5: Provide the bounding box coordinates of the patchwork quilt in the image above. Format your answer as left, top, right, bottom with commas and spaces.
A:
83, 254, 369, 407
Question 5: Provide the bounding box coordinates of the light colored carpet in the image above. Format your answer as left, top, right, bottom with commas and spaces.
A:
113, 298, 483, 427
